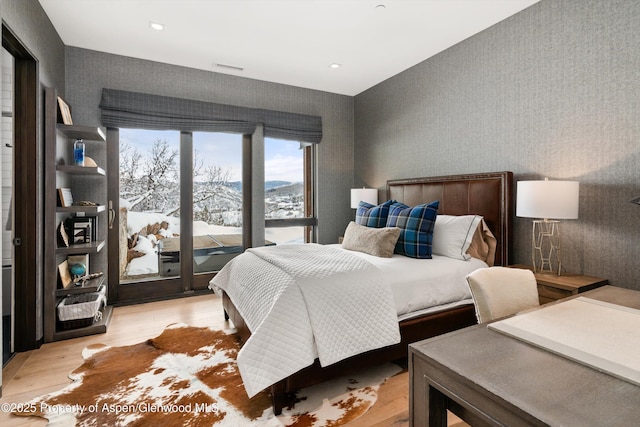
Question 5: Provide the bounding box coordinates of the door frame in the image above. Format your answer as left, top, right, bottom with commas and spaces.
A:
106, 128, 193, 304
2, 25, 40, 351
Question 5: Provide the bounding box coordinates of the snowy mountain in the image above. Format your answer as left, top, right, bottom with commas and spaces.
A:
226, 180, 295, 192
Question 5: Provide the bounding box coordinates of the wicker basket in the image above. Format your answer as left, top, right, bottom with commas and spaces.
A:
58, 289, 106, 330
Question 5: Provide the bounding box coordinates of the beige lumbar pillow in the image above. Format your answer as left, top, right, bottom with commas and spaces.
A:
341, 221, 401, 258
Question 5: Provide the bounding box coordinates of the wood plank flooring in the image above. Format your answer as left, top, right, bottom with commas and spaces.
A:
0, 293, 468, 426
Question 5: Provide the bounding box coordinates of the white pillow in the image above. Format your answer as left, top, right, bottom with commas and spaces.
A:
432, 215, 482, 261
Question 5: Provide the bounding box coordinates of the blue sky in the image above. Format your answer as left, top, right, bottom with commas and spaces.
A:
120, 129, 303, 183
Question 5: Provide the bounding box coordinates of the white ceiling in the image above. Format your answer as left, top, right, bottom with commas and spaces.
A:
38, 0, 539, 96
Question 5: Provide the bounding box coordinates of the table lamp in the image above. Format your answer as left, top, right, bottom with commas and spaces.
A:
516, 179, 579, 275
350, 188, 378, 209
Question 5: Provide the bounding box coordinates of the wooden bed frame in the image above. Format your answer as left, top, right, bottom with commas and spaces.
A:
222, 171, 514, 414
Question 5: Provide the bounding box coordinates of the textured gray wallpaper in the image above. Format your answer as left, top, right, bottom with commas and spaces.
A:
354, 0, 640, 289
1, 0, 65, 90
64, 48, 355, 245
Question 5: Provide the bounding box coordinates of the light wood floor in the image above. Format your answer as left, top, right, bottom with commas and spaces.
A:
1, 293, 468, 426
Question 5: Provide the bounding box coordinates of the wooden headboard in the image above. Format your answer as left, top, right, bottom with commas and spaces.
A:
387, 171, 513, 266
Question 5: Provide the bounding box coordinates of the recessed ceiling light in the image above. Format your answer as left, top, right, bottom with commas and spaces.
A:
376, 4, 386, 9
329, 63, 341, 69
149, 21, 164, 31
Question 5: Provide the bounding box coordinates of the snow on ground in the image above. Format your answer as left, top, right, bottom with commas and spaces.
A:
128, 235, 159, 276
127, 210, 181, 236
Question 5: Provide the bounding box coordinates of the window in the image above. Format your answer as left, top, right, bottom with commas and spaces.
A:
264, 138, 315, 244
102, 87, 320, 301
112, 129, 315, 298
192, 132, 243, 274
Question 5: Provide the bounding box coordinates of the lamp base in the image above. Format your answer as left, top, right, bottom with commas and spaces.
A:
531, 219, 562, 276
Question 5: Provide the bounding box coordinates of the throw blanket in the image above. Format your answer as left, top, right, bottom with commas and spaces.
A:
209, 244, 401, 397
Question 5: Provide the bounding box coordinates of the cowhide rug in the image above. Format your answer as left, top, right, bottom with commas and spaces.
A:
13, 323, 401, 426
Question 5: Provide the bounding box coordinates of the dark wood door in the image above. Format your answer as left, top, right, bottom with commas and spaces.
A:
3, 25, 40, 351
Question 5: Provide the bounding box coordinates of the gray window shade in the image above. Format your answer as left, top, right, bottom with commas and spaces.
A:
99, 88, 322, 143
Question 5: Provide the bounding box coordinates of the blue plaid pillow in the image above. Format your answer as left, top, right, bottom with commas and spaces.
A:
386, 200, 440, 258
356, 199, 395, 228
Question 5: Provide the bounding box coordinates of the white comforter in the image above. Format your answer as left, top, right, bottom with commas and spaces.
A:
335, 245, 487, 320
209, 244, 401, 397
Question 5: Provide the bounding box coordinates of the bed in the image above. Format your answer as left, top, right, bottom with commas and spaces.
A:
211, 171, 513, 414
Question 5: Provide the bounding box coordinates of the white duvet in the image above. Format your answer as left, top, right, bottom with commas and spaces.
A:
209, 243, 401, 397
331, 244, 487, 320
209, 243, 486, 397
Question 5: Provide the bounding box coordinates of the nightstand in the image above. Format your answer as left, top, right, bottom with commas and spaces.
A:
509, 265, 609, 304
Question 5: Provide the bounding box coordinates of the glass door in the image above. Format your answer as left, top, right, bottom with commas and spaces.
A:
119, 129, 181, 282
108, 128, 244, 301
107, 128, 315, 303
108, 128, 184, 302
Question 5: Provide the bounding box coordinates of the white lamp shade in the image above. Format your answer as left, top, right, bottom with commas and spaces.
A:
350, 188, 378, 209
516, 180, 579, 219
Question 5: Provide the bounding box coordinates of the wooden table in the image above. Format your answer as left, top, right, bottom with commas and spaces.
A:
409, 286, 640, 427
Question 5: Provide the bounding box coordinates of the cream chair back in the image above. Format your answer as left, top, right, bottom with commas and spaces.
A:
466, 267, 540, 323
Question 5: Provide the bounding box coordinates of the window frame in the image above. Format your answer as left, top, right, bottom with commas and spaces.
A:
107, 128, 317, 304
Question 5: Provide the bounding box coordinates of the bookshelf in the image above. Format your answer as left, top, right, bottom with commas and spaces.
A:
43, 87, 112, 342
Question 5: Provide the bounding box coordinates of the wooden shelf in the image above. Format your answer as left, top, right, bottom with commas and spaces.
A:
45, 88, 110, 344
57, 240, 105, 254
56, 205, 106, 214
53, 305, 113, 341
57, 124, 106, 141
56, 164, 106, 175
56, 275, 105, 297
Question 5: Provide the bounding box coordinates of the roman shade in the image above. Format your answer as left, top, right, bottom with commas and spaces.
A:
99, 88, 322, 143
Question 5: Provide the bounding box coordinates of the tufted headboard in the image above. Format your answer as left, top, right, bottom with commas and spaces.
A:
387, 171, 513, 266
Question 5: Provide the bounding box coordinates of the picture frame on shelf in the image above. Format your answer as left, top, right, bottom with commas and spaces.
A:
57, 187, 74, 207
75, 223, 91, 244
83, 215, 98, 241
57, 96, 73, 125
66, 217, 92, 244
